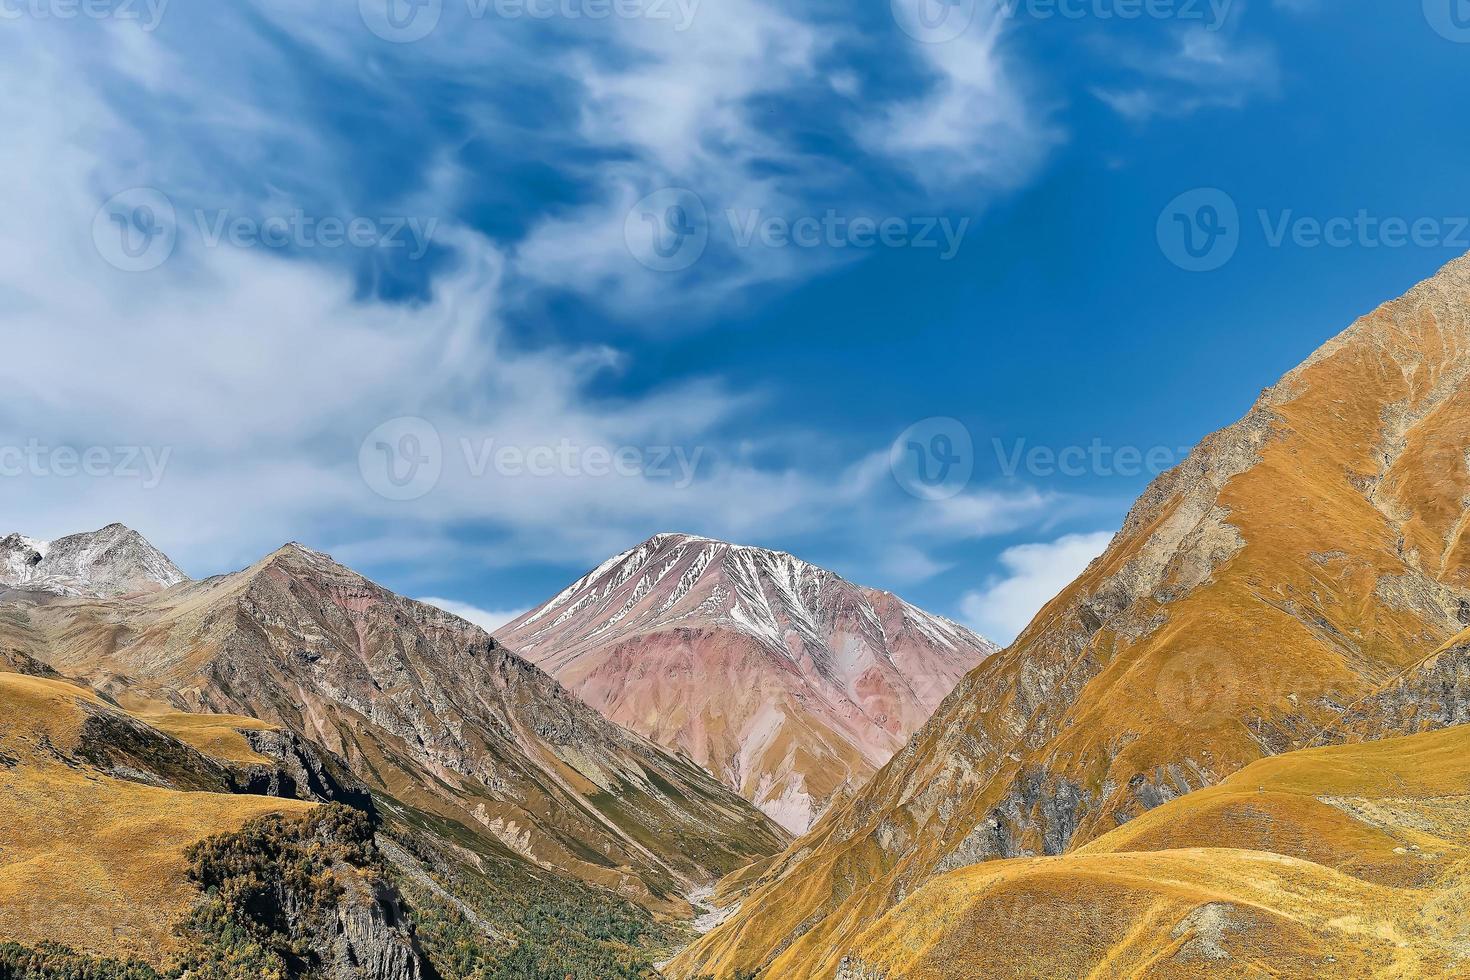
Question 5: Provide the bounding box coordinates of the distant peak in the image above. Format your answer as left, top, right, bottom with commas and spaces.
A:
262, 541, 335, 567
639, 531, 801, 562
646, 531, 722, 546
0, 523, 185, 598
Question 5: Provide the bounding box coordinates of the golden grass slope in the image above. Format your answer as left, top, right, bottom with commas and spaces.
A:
838, 724, 1470, 979
0, 671, 311, 964
670, 255, 1470, 978
140, 709, 278, 766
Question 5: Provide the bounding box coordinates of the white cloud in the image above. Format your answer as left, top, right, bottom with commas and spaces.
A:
0, 2, 1076, 595
960, 531, 1114, 643
861, 10, 1055, 190
418, 598, 528, 633
1092, 27, 1279, 122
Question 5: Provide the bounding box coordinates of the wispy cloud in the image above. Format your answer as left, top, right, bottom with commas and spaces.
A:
0, 0, 1078, 603
1092, 27, 1280, 122
861, 10, 1056, 191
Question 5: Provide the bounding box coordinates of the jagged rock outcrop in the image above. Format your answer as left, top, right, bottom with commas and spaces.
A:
182, 807, 435, 980
237, 728, 377, 811
670, 255, 1470, 979
501, 532, 995, 832
325, 879, 431, 980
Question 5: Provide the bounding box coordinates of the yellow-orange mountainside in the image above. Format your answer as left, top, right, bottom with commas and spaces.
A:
839, 724, 1470, 978
670, 256, 1470, 978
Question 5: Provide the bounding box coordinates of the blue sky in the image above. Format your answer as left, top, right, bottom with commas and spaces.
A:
2, 0, 1468, 642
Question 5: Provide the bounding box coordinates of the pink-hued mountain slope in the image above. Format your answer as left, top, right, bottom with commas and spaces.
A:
498, 533, 997, 833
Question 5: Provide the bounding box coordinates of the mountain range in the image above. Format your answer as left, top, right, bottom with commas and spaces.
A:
0, 525, 789, 976
6, 256, 1470, 978
499, 532, 996, 832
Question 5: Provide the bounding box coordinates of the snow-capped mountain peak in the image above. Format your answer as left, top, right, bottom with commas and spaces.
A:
499, 533, 997, 832
0, 523, 187, 598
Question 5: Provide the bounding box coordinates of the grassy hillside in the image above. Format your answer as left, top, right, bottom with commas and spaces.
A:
0, 672, 314, 963
835, 724, 1470, 978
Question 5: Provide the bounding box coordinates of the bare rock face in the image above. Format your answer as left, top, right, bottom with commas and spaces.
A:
670, 255, 1470, 979
1331, 628, 1470, 740
0, 524, 186, 598
8, 541, 787, 913
318, 871, 432, 980
500, 533, 996, 833
238, 728, 377, 810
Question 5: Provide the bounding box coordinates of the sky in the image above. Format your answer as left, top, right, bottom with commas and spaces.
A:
2, 0, 1468, 643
